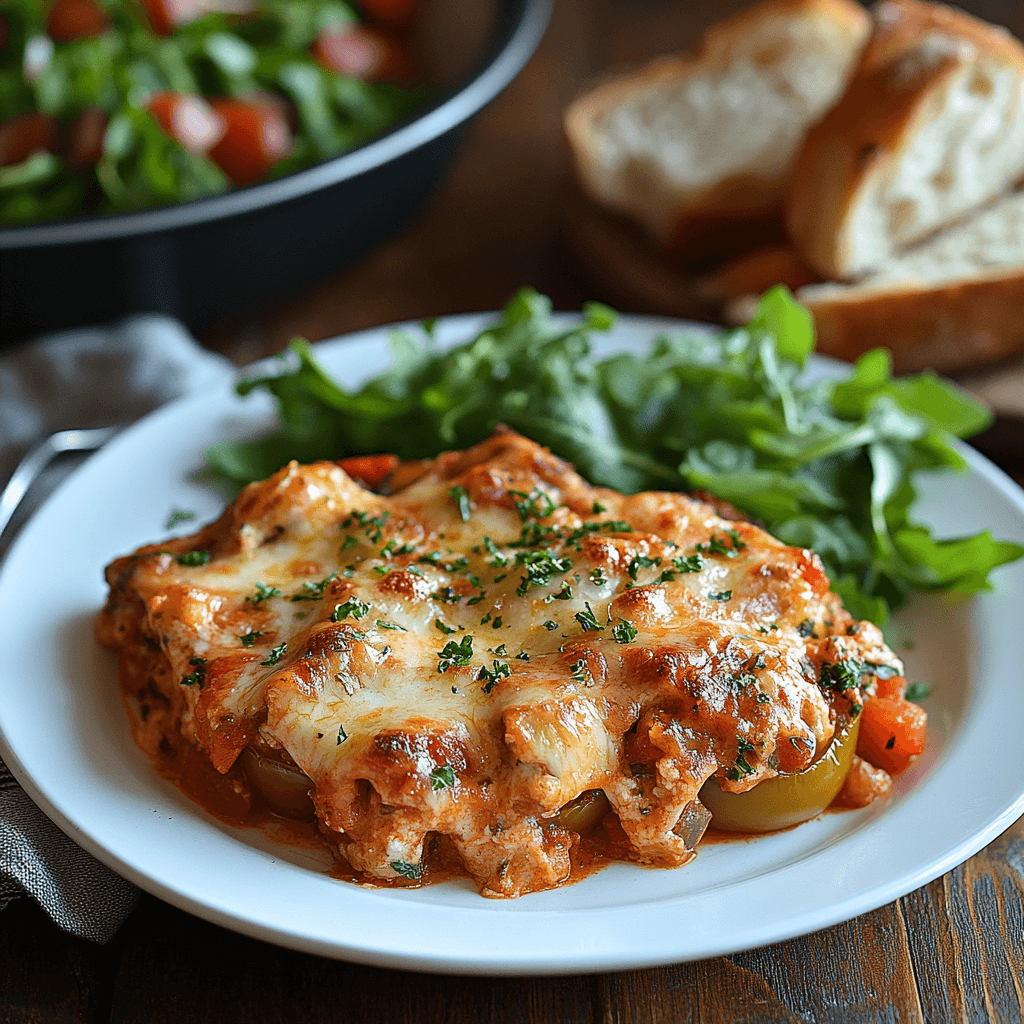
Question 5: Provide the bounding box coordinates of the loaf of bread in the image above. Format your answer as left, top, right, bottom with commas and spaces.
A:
786, 0, 1024, 280
795, 189, 1024, 372
564, 0, 871, 251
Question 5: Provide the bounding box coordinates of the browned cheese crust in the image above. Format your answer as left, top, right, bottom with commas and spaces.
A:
96, 430, 901, 897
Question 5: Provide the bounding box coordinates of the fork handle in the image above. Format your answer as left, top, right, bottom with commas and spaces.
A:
0, 426, 120, 548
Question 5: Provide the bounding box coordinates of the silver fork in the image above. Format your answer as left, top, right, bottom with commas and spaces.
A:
0, 426, 120, 549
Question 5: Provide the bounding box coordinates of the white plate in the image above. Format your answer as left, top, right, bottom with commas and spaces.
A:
1, 314, 1023, 976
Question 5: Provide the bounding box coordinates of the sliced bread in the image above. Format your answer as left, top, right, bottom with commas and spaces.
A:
795, 189, 1024, 372
564, 0, 871, 250
786, 0, 1024, 281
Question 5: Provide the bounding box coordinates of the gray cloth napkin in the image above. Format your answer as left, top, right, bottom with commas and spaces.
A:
0, 316, 235, 943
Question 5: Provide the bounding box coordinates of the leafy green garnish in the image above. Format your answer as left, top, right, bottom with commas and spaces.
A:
207, 287, 1024, 624
175, 550, 210, 566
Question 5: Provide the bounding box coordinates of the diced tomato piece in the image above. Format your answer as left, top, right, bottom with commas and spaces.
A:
312, 26, 416, 83
47, 0, 108, 41
856, 696, 927, 775
871, 673, 906, 700
358, 0, 417, 33
798, 549, 831, 598
337, 454, 400, 491
207, 98, 293, 185
65, 106, 108, 168
0, 113, 59, 168
146, 91, 225, 153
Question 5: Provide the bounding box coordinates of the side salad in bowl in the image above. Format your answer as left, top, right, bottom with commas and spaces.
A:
0, 0, 426, 224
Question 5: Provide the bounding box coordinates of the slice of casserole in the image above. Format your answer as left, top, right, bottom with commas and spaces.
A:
96, 429, 904, 897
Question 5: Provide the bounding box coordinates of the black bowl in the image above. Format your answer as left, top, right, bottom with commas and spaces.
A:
0, 0, 551, 345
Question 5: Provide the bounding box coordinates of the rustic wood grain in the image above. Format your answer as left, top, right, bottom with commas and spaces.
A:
0, 898, 114, 1024
106, 895, 598, 1024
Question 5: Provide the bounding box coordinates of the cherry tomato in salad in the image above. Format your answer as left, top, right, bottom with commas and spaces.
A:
47, 0, 109, 41
207, 97, 293, 185
65, 106, 108, 169
146, 91, 225, 153
312, 25, 415, 83
0, 113, 59, 168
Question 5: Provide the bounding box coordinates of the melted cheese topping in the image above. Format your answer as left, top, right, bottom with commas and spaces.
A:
97, 430, 901, 897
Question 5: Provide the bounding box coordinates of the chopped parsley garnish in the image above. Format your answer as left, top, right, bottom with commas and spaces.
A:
515, 550, 573, 596
291, 573, 338, 601
419, 551, 443, 566
657, 569, 676, 584
708, 590, 732, 601
612, 619, 638, 644
592, 501, 606, 514
176, 550, 210, 567
589, 567, 608, 585
491, 616, 503, 629
627, 554, 661, 581
905, 682, 932, 703
437, 635, 474, 673
510, 487, 556, 521
261, 643, 287, 666
478, 659, 511, 693
820, 659, 864, 693
480, 612, 492, 624
509, 521, 562, 549
569, 658, 591, 686
726, 737, 756, 781
430, 765, 456, 790
672, 554, 703, 574
239, 631, 263, 648
543, 620, 558, 630
432, 587, 461, 604
376, 620, 406, 631
343, 509, 392, 543
756, 692, 772, 704
798, 619, 816, 638
390, 861, 422, 880
574, 602, 604, 632
550, 582, 573, 601
336, 724, 349, 745
180, 656, 206, 687
448, 485, 472, 522
165, 508, 196, 530
332, 598, 369, 622
435, 618, 458, 635
247, 583, 281, 605
696, 531, 747, 559
341, 534, 359, 550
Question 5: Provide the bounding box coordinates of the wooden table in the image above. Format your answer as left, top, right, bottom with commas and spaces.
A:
4, 2, 1024, 1020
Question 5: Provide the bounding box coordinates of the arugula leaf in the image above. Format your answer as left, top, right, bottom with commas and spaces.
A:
206, 287, 1024, 624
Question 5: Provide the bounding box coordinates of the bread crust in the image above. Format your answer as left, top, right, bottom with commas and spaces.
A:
800, 270, 1024, 373
564, 0, 871, 249
786, 0, 1024, 280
